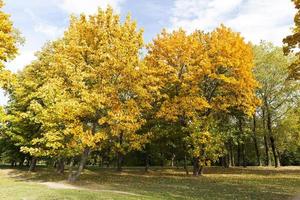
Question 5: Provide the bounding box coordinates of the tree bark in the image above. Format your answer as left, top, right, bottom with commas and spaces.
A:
145, 151, 150, 172
56, 158, 65, 174
262, 108, 271, 166
193, 157, 200, 176
184, 154, 189, 175
29, 157, 37, 172
198, 166, 204, 175
242, 143, 247, 168
229, 140, 234, 167
68, 147, 91, 182
19, 156, 25, 167
252, 114, 261, 166
237, 141, 241, 166
171, 153, 175, 167
265, 100, 280, 168
269, 136, 280, 167
117, 132, 124, 172
238, 118, 247, 168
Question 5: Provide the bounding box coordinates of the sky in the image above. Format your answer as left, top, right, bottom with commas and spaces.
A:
0, 0, 297, 105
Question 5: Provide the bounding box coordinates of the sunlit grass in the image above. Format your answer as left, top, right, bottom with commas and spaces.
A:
1, 166, 299, 200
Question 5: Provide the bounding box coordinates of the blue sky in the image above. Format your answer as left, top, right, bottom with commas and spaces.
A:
0, 0, 296, 104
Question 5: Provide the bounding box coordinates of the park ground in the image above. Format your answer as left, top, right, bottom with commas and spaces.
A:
0, 166, 299, 200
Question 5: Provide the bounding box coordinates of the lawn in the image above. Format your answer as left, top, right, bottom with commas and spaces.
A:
0, 166, 299, 200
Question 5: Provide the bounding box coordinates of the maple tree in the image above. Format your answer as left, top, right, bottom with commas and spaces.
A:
2, 7, 153, 180
145, 25, 259, 175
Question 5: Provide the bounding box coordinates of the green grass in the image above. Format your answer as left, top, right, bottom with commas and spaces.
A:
0, 166, 299, 200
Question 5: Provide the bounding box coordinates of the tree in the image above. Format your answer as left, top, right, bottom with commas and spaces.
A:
6, 7, 152, 180
253, 42, 299, 167
0, 0, 19, 69
145, 25, 258, 176
283, 0, 300, 80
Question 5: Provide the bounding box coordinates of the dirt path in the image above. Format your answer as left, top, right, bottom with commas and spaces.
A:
40, 181, 144, 196
1, 169, 145, 197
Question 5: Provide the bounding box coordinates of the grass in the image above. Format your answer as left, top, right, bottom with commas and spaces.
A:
0, 166, 299, 200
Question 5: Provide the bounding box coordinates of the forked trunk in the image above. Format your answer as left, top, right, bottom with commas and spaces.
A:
68, 147, 91, 182
262, 108, 271, 166
265, 100, 280, 168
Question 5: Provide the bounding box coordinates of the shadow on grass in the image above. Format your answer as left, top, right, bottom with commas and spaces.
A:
2, 166, 300, 200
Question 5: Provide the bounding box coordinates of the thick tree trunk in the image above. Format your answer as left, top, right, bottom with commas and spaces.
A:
277, 150, 281, 167
198, 166, 204, 175
68, 148, 91, 182
56, 158, 65, 174
265, 100, 280, 168
252, 114, 261, 166
262, 108, 271, 166
29, 157, 37, 172
269, 136, 280, 167
193, 157, 200, 176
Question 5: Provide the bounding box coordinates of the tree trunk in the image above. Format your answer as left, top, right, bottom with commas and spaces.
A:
29, 157, 37, 172
68, 148, 91, 182
145, 151, 150, 172
117, 132, 124, 172
19, 157, 25, 167
229, 140, 234, 167
238, 118, 247, 168
262, 108, 271, 166
237, 141, 241, 166
252, 114, 261, 166
184, 154, 189, 175
269, 136, 280, 168
193, 157, 200, 176
277, 150, 281, 167
263, 135, 271, 166
117, 152, 124, 172
265, 100, 280, 168
198, 166, 204, 175
171, 153, 175, 167
56, 158, 65, 174
242, 143, 247, 168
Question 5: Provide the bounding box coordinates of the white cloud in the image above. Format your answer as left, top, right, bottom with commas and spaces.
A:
34, 23, 65, 39
6, 50, 36, 73
170, 0, 296, 45
1, 50, 36, 105
0, 90, 9, 106
59, 0, 126, 15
